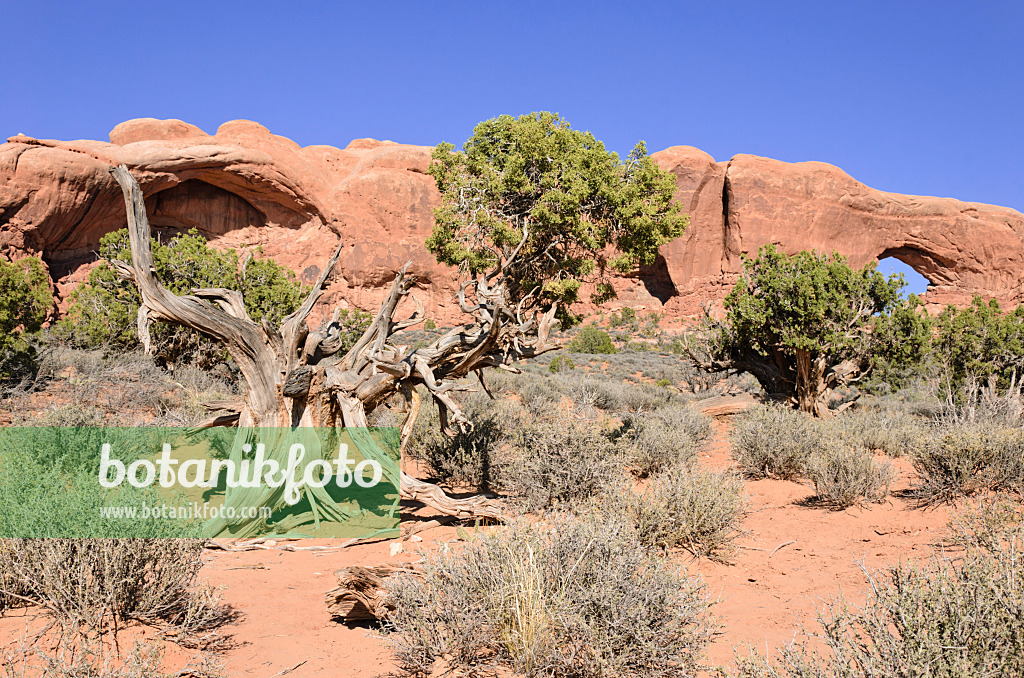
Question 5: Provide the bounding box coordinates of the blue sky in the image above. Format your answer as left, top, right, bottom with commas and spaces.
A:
4, 1, 1019, 295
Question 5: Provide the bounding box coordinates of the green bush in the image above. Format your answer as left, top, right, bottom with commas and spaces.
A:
566, 324, 617, 354
384, 514, 716, 678
0, 256, 51, 381
803, 443, 893, 509
547, 354, 575, 373
628, 463, 746, 561
57, 229, 313, 367
609, 307, 638, 330
731, 405, 824, 480
935, 296, 1024, 400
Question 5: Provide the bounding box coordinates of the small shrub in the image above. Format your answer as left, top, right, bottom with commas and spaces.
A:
655, 377, 672, 387
384, 515, 716, 678
0, 635, 225, 678
640, 311, 663, 338
731, 406, 824, 480
555, 373, 671, 413
0, 539, 230, 641
734, 512, 1024, 678
628, 463, 746, 560
411, 392, 522, 489
909, 424, 1024, 505
566, 324, 617, 354
424, 318, 436, 330
548, 354, 575, 373
609, 307, 638, 330
831, 405, 931, 458
803, 443, 893, 509
623, 404, 712, 477
947, 495, 1023, 552
499, 417, 623, 512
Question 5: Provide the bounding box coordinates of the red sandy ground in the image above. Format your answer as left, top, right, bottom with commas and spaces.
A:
1, 419, 953, 677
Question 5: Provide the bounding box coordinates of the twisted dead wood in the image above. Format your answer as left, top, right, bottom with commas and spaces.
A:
110, 165, 559, 535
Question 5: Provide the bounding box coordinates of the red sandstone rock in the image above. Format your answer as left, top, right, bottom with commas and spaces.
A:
652, 147, 1024, 315
1, 119, 1021, 326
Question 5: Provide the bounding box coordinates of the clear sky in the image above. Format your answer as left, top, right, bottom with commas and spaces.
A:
3, 1, 1019, 295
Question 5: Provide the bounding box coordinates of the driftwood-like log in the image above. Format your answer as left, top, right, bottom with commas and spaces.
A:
325, 565, 420, 622
692, 393, 760, 417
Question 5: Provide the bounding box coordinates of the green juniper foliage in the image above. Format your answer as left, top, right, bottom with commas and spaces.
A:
935, 296, 1024, 398
57, 229, 319, 367
0, 256, 51, 381
702, 245, 930, 415
428, 112, 687, 325
566, 324, 617, 354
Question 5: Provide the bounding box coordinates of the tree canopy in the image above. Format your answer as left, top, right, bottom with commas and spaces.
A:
692, 245, 930, 416
936, 296, 1024, 398
427, 112, 687, 322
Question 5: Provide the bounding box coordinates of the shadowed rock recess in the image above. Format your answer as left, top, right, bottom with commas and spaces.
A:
2, 118, 1021, 322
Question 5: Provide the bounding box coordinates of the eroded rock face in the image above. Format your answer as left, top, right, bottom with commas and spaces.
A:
1, 118, 1021, 327
0, 119, 457, 322
652, 147, 1024, 315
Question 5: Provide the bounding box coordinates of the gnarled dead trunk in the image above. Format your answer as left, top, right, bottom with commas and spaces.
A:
110, 165, 558, 535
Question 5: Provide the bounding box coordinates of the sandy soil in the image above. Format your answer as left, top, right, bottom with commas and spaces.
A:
1, 418, 954, 677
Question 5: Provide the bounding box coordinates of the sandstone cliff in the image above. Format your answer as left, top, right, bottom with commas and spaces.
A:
1, 118, 1020, 325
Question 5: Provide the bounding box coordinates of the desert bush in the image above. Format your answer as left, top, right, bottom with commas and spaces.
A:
0, 538, 229, 643
411, 392, 523, 489
384, 514, 716, 678
803, 443, 893, 509
0, 635, 226, 678
548, 354, 575, 373
566, 324, 617, 354
627, 463, 746, 560
609, 307, 639, 330
499, 417, 623, 512
0, 255, 51, 383
623, 404, 712, 477
553, 372, 672, 413
830, 405, 931, 458
734, 508, 1024, 678
946, 495, 1023, 552
909, 424, 1024, 505
56, 228, 315, 368
933, 375, 1024, 427
730, 406, 824, 480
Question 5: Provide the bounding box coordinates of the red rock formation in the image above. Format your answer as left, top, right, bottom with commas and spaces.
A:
652, 147, 1024, 315
1, 119, 1021, 326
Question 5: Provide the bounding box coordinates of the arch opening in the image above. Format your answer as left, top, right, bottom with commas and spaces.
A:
144, 179, 267, 238
877, 253, 933, 298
